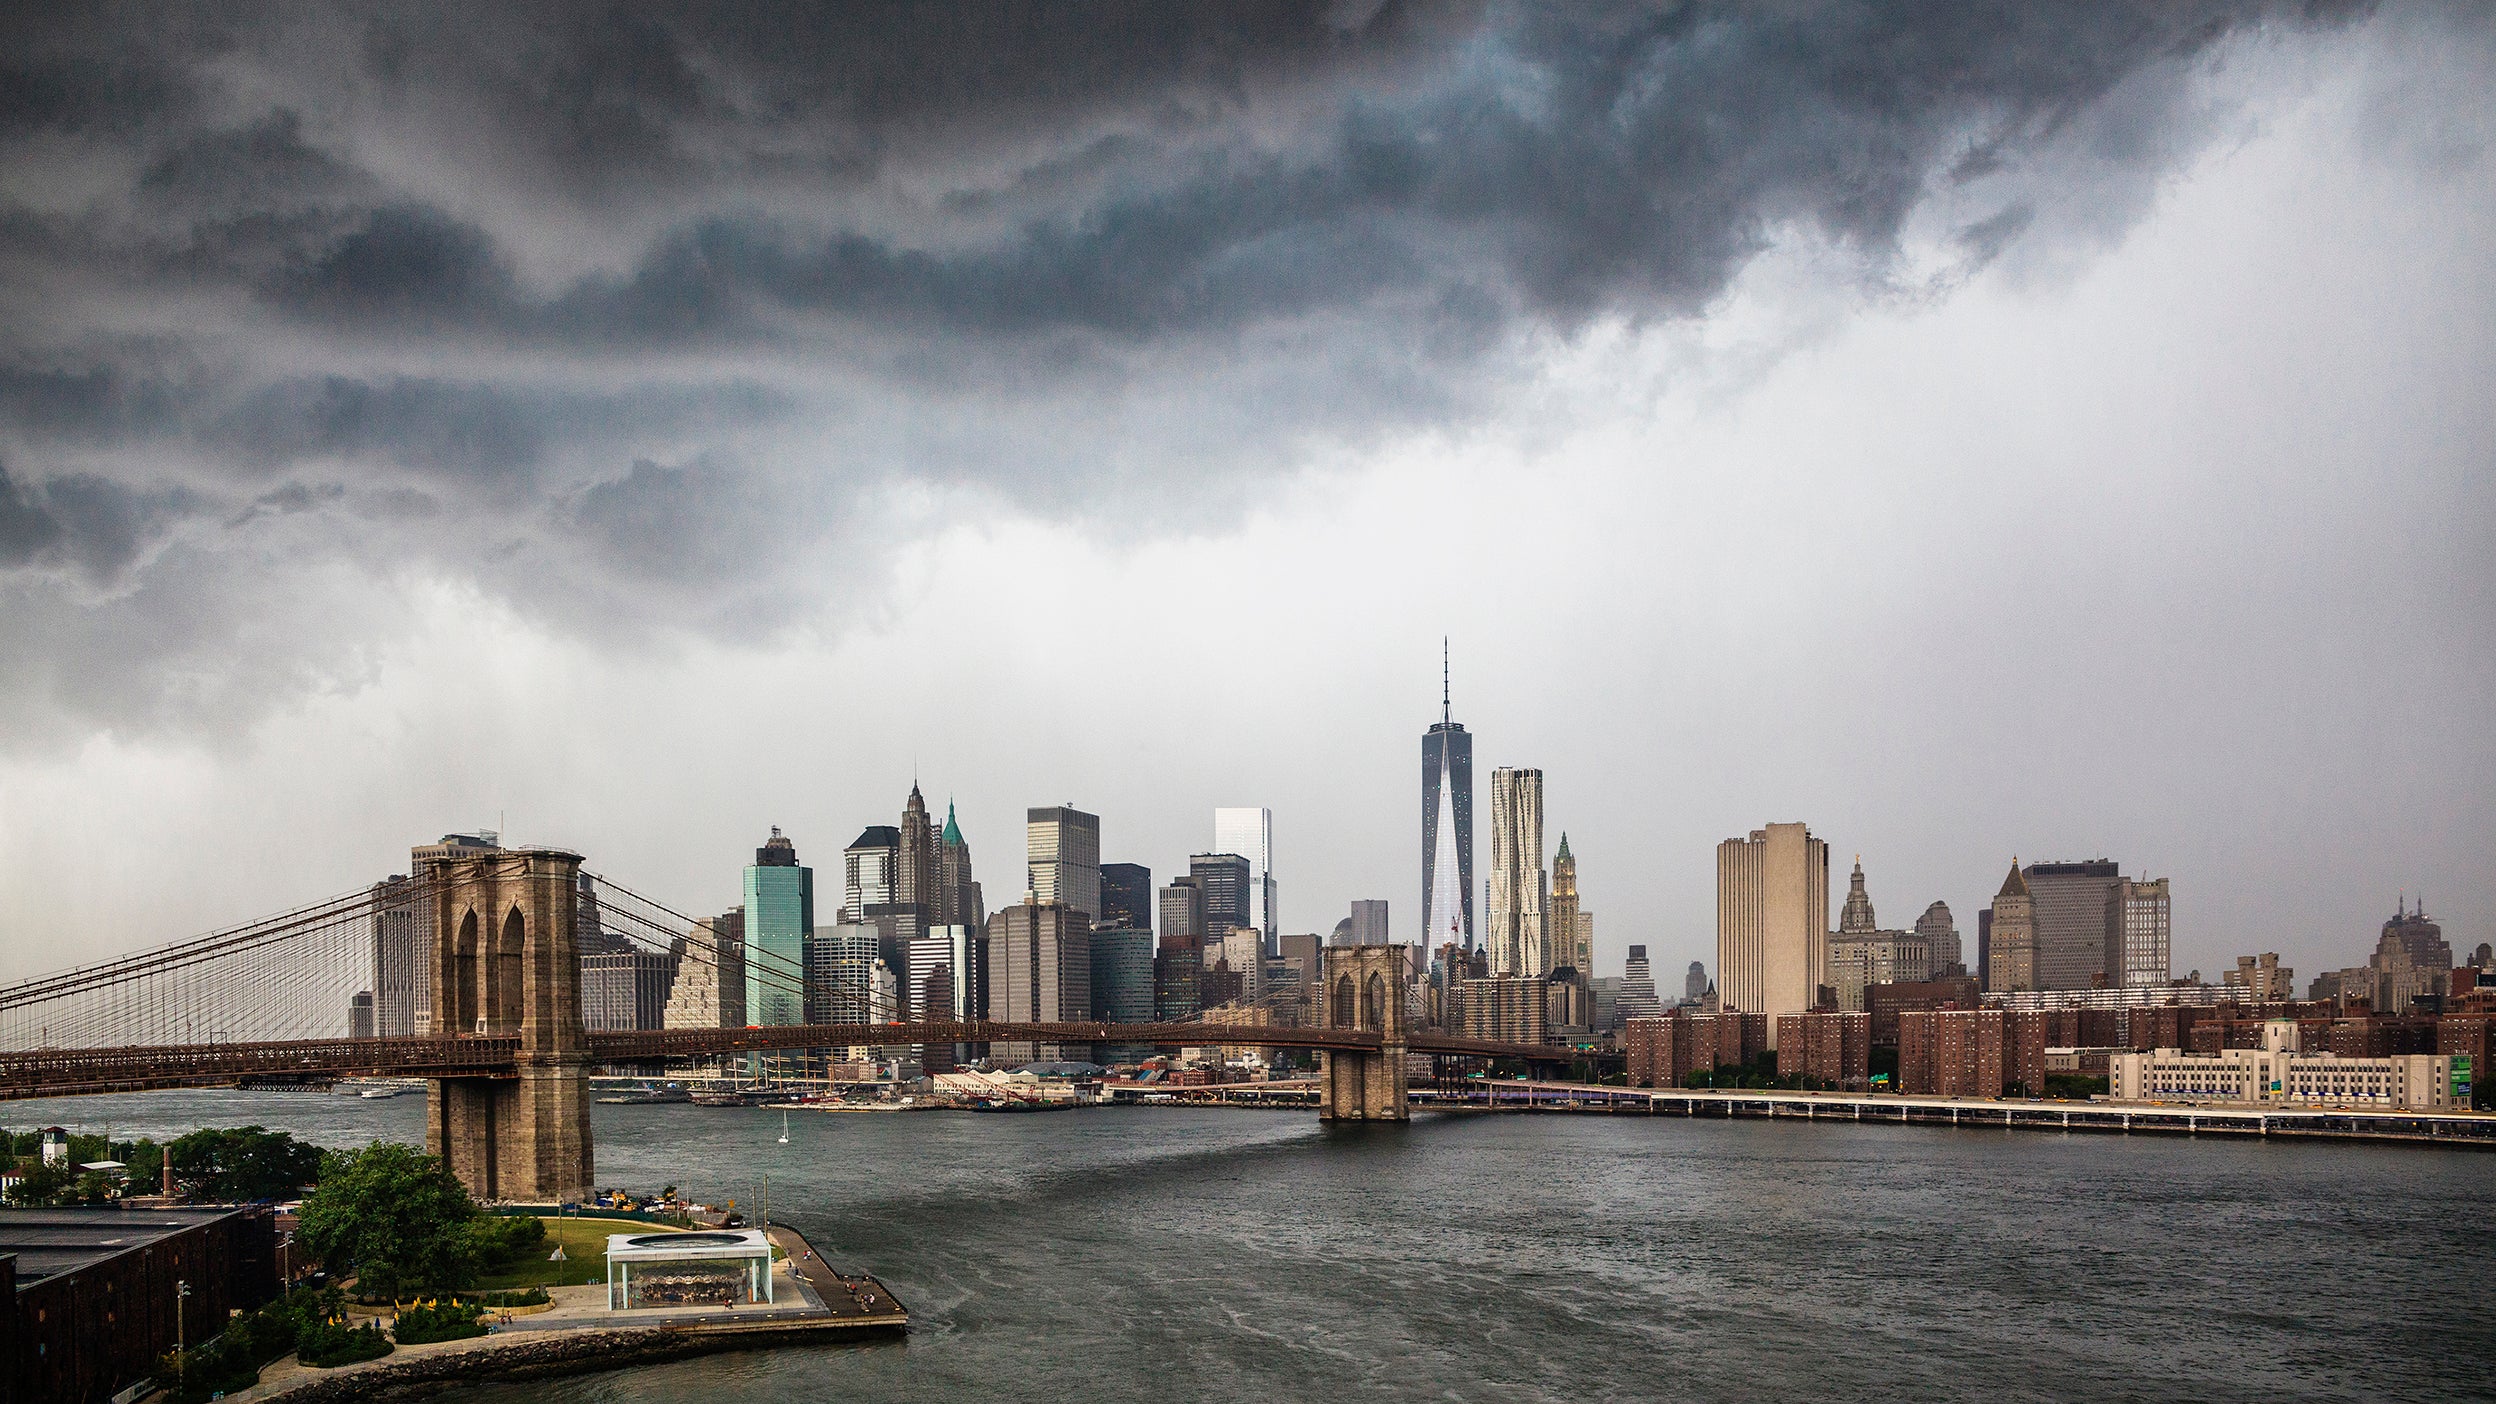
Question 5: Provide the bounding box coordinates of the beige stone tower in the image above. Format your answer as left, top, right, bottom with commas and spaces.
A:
1319, 944, 1410, 1122
1716, 822, 1830, 1048
1986, 859, 2036, 994
423, 846, 594, 1202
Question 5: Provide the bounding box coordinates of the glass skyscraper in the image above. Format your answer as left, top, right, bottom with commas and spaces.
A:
1423, 642, 1474, 950
743, 827, 814, 1027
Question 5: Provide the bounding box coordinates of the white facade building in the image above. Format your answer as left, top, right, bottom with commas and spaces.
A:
1485, 768, 1548, 978
2109, 1020, 2453, 1111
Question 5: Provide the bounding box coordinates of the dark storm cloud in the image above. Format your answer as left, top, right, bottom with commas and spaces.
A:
0, 0, 2381, 742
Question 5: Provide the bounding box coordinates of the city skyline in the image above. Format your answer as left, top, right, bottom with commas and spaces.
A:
3, 6, 2492, 1000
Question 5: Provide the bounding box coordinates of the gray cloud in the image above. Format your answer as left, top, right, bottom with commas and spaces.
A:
0, 1, 2401, 744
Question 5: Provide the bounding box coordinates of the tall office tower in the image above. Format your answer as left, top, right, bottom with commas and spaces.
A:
1421, 641, 1475, 950
1716, 822, 1830, 1044
1100, 863, 1155, 932
744, 828, 814, 1027
986, 900, 1092, 1063
1027, 806, 1102, 921
1155, 931, 1203, 1022
1349, 899, 1391, 945
1486, 768, 1549, 977
581, 947, 676, 1030
348, 991, 376, 1039
804, 923, 880, 1023
2105, 876, 2172, 988
2369, 899, 2451, 1014
2377, 899, 2451, 968
1189, 854, 1253, 932
1549, 834, 1582, 971
907, 933, 957, 1020
369, 875, 424, 1037
663, 908, 746, 1029
1159, 876, 1207, 941
1218, 925, 1266, 1006
1984, 860, 2036, 993
1839, 858, 1877, 934
1684, 960, 1709, 1005
1618, 945, 1663, 1022
2023, 859, 2123, 989
936, 801, 986, 932
1976, 907, 1993, 990
841, 826, 900, 921
1916, 901, 1963, 977
897, 784, 938, 910
1214, 807, 1277, 949
1091, 926, 1157, 1062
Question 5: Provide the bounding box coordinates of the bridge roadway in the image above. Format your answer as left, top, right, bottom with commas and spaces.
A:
0, 1023, 1574, 1101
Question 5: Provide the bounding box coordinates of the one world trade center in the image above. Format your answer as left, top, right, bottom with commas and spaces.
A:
1422, 640, 1474, 950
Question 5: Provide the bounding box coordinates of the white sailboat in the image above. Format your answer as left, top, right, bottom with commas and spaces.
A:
777, 1110, 790, 1145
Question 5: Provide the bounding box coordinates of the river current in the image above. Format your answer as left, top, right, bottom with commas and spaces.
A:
14, 1089, 2492, 1402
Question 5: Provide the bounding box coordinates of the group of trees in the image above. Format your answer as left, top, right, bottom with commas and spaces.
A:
3, 1126, 323, 1206
295, 1142, 546, 1298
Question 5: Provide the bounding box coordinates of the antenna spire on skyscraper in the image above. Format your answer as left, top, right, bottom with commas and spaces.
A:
1442, 636, 1450, 724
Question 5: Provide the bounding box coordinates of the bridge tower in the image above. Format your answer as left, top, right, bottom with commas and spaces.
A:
1319, 944, 1409, 1122
422, 847, 594, 1201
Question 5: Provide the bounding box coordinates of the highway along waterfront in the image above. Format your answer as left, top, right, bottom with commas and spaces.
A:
13, 1088, 2489, 1402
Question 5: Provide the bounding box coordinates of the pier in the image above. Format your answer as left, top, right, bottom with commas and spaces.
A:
1417, 1081, 2496, 1147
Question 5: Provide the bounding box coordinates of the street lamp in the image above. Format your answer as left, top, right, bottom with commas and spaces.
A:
175, 1279, 192, 1387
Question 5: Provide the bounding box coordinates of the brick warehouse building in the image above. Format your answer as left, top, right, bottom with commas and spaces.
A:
1, 1206, 277, 1404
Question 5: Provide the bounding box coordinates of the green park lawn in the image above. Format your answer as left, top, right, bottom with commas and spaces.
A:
468, 1216, 677, 1292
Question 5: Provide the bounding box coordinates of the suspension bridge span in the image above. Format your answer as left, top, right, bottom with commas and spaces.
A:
0, 847, 1571, 1198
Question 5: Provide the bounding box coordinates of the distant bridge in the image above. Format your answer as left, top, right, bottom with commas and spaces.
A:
0, 848, 1572, 1195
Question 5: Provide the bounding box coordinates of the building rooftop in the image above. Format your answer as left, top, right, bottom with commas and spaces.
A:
0, 1206, 242, 1285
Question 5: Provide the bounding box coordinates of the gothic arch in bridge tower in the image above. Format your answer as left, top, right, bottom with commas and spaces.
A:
1320, 944, 1409, 1123
422, 849, 594, 1202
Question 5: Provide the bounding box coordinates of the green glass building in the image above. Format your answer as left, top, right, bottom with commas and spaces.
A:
743, 827, 814, 1027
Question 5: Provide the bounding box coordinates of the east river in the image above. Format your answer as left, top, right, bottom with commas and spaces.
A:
15, 1089, 2494, 1402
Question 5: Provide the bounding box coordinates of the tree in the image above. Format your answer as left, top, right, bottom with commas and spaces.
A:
6, 1160, 78, 1205
294, 1143, 479, 1297
168, 1127, 323, 1202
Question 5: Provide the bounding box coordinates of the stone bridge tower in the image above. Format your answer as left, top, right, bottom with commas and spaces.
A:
1320, 944, 1410, 1122
422, 847, 594, 1201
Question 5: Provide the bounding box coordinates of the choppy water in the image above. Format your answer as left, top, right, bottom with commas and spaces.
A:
13, 1089, 2493, 1402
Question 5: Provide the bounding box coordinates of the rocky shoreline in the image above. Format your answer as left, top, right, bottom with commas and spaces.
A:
236, 1315, 905, 1402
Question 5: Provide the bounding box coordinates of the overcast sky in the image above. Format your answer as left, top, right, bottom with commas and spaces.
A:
2, 2, 2491, 990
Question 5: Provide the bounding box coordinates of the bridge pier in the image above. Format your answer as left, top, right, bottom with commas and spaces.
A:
422, 847, 595, 1202
1318, 945, 1408, 1122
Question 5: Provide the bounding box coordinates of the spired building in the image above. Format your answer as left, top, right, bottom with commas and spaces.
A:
1825, 859, 1932, 1013
1422, 642, 1476, 952
1027, 806, 1102, 922
1717, 822, 1830, 1045
743, 828, 814, 1028
1486, 767, 1550, 977
2370, 899, 2453, 1014
1983, 860, 2037, 993
936, 800, 987, 932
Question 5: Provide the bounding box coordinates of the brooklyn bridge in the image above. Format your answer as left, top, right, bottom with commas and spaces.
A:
0, 846, 1571, 1200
